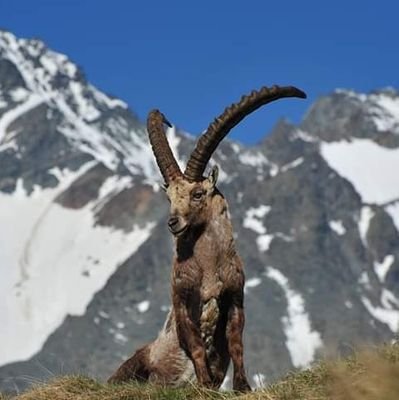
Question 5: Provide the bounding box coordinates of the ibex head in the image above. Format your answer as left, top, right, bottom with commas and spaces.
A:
147, 85, 306, 237
164, 166, 219, 236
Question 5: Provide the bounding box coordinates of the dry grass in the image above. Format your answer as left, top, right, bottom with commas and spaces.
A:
8, 377, 231, 400
3, 343, 399, 400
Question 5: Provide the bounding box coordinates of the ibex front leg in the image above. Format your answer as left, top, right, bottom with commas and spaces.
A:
173, 289, 212, 387
226, 293, 251, 392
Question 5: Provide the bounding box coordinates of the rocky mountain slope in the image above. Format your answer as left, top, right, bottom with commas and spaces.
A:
1, 30, 399, 393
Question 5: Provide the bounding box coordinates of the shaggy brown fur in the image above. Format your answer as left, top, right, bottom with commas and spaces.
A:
108, 85, 306, 392
108, 172, 250, 391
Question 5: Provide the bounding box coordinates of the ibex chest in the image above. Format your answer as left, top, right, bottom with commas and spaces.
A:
199, 297, 220, 352
200, 267, 224, 300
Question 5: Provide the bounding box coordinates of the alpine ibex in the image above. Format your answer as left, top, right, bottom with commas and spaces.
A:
108, 85, 306, 391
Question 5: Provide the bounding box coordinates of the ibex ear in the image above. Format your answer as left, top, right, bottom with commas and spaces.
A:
208, 165, 219, 188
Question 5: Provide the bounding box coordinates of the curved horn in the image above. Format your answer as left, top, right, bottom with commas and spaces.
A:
147, 109, 182, 183
184, 85, 306, 181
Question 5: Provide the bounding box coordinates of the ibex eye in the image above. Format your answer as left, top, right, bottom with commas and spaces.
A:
192, 191, 203, 200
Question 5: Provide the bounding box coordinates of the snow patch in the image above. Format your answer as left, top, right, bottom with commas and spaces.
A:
358, 206, 374, 246
345, 300, 353, 309
359, 271, 372, 290
0, 94, 44, 142
0, 136, 18, 153
291, 129, 317, 143
381, 289, 399, 309
321, 139, 399, 205
137, 300, 150, 313
269, 164, 279, 177
90, 85, 127, 109
98, 310, 110, 319
253, 373, 266, 388
69, 81, 101, 121
39, 53, 58, 75
10, 87, 29, 102
239, 151, 268, 167
114, 332, 128, 344
215, 165, 234, 184
265, 267, 323, 368
368, 93, 399, 133
374, 255, 394, 283
256, 235, 274, 252
0, 166, 155, 366
166, 125, 185, 171
335, 88, 367, 102
243, 206, 270, 234
244, 277, 262, 293
329, 220, 346, 236
243, 206, 274, 252
220, 375, 230, 391
281, 157, 304, 173
98, 175, 133, 200
275, 232, 295, 242
386, 202, 399, 233
230, 143, 241, 154
361, 296, 399, 332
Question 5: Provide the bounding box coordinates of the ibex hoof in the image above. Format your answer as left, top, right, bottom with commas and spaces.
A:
233, 379, 252, 393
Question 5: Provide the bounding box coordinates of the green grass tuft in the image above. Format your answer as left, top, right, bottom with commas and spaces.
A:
3, 343, 399, 400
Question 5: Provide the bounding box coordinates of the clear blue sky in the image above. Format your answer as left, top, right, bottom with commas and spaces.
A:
1, 0, 399, 144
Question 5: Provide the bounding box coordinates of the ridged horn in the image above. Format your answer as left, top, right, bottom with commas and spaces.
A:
184, 85, 306, 181
147, 109, 182, 183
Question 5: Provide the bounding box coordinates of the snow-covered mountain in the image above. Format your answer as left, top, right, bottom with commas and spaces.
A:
1, 30, 399, 393
0, 29, 158, 367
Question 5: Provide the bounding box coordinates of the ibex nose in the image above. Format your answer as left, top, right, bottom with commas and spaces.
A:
168, 216, 179, 229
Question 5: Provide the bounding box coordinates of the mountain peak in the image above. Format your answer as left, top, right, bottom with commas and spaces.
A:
0, 29, 81, 87
301, 88, 399, 144
0, 29, 167, 191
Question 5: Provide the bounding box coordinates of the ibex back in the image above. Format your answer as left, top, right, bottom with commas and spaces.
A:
108, 85, 306, 391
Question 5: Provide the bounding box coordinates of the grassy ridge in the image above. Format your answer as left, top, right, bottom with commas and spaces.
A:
3, 343, 399, 400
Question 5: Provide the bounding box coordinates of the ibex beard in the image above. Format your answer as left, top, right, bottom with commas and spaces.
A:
107, 85, 306, 391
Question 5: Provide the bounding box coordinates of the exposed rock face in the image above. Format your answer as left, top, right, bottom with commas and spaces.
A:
1, 30, 399, 393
